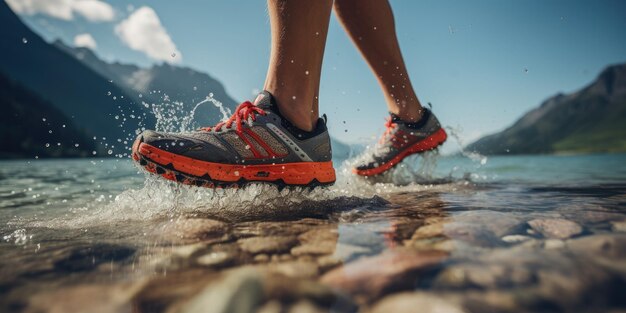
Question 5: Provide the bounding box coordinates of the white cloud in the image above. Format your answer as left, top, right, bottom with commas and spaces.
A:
72, 0, 115, 22
114, 6, 181, 63
74, 33, 97, 49
5, 0, 115, 22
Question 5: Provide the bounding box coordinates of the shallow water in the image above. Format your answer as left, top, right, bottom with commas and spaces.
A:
1, 153, 626, 312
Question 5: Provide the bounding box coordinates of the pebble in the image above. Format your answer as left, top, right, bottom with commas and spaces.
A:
502, 235, 532, 243
528, 218, 583, 239
443, 223, 504, 247
163, 218, 229, 241
452, 210, 525, 237
370, 292, 466, 313
238, 236, 298, 254
320, 249, 447, 297
196, 251, 234, 267
543, 239, 565, 249
291, 228, 337, 256
611, 220, 626, 232
184, 269, 264, 313
567, 234, 626, 259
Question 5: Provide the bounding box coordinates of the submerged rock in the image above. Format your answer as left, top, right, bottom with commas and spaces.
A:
528, 218, 583, 239
27, 281, 146, 313
320, 249, 447, 298
291, 228, 338, 256
434, 263, 536, 289
501, 235, 532, 243
53, 244, 135, 272
238, 236, 298, 255
567, 233, 626, 260
370, 292, 466, 313
452, 210, 526, 237
443, 223, 504, 247
183, 269, 264, 313
612, 220, 626, 232
196, 251, 235, 267
162, 218, 230, 241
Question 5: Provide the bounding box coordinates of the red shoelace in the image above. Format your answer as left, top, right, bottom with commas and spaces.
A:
379, 117, 397, 144
201, 101, 266, 133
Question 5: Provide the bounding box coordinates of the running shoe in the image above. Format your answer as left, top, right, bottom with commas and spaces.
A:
353, 108, 447, 176
132, 91, 336, 188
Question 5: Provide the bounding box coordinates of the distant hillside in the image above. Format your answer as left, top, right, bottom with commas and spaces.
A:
53, 41, 238, 126
0, 72, 95, 158
467, 64, 626, 155
0, 1, 151, 153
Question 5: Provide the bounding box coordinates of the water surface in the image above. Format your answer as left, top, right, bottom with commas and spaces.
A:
1, 153, 625, 312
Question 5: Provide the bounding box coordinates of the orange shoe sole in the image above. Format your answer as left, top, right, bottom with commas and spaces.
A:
353, 128, 448, 177
132, 139, 336, 189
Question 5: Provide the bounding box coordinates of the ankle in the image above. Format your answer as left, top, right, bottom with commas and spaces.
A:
280, 107, 317, 131
267, 90, 318, 131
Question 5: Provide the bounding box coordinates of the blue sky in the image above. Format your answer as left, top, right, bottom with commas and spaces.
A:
10, 0, 626, 151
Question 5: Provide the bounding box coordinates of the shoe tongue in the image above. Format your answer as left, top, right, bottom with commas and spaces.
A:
253, 90, 277, 111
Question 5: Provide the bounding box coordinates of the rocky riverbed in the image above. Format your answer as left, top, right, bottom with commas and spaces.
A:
1, 181, 626, 313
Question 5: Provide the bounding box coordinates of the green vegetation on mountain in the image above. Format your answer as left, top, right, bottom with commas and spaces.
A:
467, 64, 626, 155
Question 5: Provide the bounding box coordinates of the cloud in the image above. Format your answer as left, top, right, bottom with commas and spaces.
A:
5, 0, 115, 22
74, 33, 97, 49
114, 6, 181, 63
72, 0, 115, 22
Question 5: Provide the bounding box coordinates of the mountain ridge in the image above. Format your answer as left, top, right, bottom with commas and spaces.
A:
53, 40, 239, 126
467, 64, 626, 155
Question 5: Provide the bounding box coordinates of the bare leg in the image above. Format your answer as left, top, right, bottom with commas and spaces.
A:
264, 0, 333, 131
334, 0, 423, 122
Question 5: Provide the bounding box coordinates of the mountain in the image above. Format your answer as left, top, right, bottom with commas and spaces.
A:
0, 72, 96, 158
467, 64, 626, 155
0, 1, 152, 154
53, 41, 238, 126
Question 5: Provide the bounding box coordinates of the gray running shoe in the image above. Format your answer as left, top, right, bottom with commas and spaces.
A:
132, 91, 336, 188
353, 108, 447, 176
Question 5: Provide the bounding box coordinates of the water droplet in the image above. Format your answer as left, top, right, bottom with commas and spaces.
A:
234, 171, 240, 176
373, 26, 377, 30
115, 115, 119, 120
62, 124, 66, 128
112, 96, 117, 100
292, 96, 297, 100
305, 70, 309, 75
74, 143, 79, 147
45, 143, 50, 148
193, 86, 197, 91
107, 149, 113, 155
138, 94, 143, 98
92, 151, 97, 155
22, 37, 28, 44
42, 118, 46, 122
171, 52, 176, 58
523, 68, 529, 74
245, 145, 250, 150
48, 130, 52, 134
